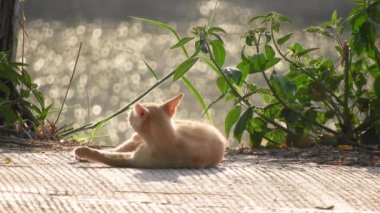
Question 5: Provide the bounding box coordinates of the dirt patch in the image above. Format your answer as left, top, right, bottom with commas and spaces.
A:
227, 145, 380, 167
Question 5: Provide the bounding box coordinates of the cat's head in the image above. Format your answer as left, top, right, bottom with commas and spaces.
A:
129, 93, 184, 132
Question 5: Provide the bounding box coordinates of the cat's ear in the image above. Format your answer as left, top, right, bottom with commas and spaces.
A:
135, 104, 148, 119
162, 93, 184, 117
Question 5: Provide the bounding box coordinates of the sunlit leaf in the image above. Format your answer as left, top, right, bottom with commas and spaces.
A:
249, 53, 267, 73
249, 15, 266, 24
338, 144, 353, 151
173, 57, 199, 81
264, 44, 275, 59
297, 48, 319, 57
208, 27, 227, 34
132, 17, 179, 38
170, 37, 194, 49
331, 10, 338, 23
181, 77, 212, 122
265, 58, 281, 70
222, 67, 242, 84
225, 105, 241, 138
210, 40, 226, 67
276, 33, 292, 45
21, 70, 32, 88
234, 107, 253, 142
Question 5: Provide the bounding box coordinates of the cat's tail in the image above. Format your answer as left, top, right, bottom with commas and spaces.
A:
74, 146, 136, 167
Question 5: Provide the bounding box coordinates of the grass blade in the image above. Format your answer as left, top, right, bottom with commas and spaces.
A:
143, 60, 159, 81
173, 57, 199, 81
181, 76, 213, 123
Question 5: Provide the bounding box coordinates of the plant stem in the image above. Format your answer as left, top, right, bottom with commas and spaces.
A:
206, 43, 292, 135
206, 43, 251, 106
342, 41, 353, 137
270, 26, 345, 108
62, 66, 178, 137
261, 69, 337, 134
55, 42, 82, 125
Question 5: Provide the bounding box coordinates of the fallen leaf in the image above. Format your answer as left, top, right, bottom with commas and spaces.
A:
338, 145, 353, 151
315, 204, 334, 210
0, 157, 12, 165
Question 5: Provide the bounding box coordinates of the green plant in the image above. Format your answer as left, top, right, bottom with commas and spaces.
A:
134, 0, 380, 148
0, 52, 52, 136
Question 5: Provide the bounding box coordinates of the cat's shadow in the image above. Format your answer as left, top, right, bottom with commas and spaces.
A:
132, 167, 226, 183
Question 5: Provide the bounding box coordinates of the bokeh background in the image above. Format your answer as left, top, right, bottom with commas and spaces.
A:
18, 0, 353, 145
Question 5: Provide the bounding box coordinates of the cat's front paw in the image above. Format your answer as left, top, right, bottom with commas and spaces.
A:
73, 146, 92, 160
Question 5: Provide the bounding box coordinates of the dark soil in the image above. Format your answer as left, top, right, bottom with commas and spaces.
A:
226, 145, 380, 167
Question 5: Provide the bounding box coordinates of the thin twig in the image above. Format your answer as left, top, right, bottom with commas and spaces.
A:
202, 93, 225, 117
55, 42, 82, 125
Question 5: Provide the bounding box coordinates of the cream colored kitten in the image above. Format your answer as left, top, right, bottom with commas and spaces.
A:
74, 93, 226, 168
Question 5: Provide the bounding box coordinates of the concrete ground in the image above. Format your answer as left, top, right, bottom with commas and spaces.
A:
0, 147, 379, 212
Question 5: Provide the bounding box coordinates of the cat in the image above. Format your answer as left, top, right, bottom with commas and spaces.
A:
73, 93, 227, 168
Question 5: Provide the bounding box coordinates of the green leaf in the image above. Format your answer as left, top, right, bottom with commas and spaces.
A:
368, 64, 380, 78
225, 106, 241, 138
132, 17, 178, 37
208, 27, 227, 34
304, 26, 333, 37
181, 76, 212, 122
173, 57, 199, 81
374, 76, 380, 98
21, 70, 32, 88
233, 107, 253, 142
249, 132, 263, 148
0, 105, 18, 124
277, 33, 292, 45
368, 2, 380, 24
133, 16, 190, 57
143, 60, 159, 81
170, 37, 194, 49
265, 58, 281, 70
265, 129, 286, 146
270, 72, 297, 101
210, 40, 226, 67
90, 121, 106, 142
331, 10, 338, 23
264, 44, 275, 59
216, 76, 228, 93
210, 33, 224, 44
275, 13, 292, 23
297, 48, 319, 57
0, 82, 11, 98
249, 15, 266, 24
222, 67, 242, 85
32, 90, 45, 109
249, 53, 267, 73
236, 60, 250, 80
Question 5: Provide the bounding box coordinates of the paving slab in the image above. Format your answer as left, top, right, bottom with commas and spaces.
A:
0, 148, 379, 212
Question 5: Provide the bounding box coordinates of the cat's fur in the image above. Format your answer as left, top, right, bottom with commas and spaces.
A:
73, 93, 226, 168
